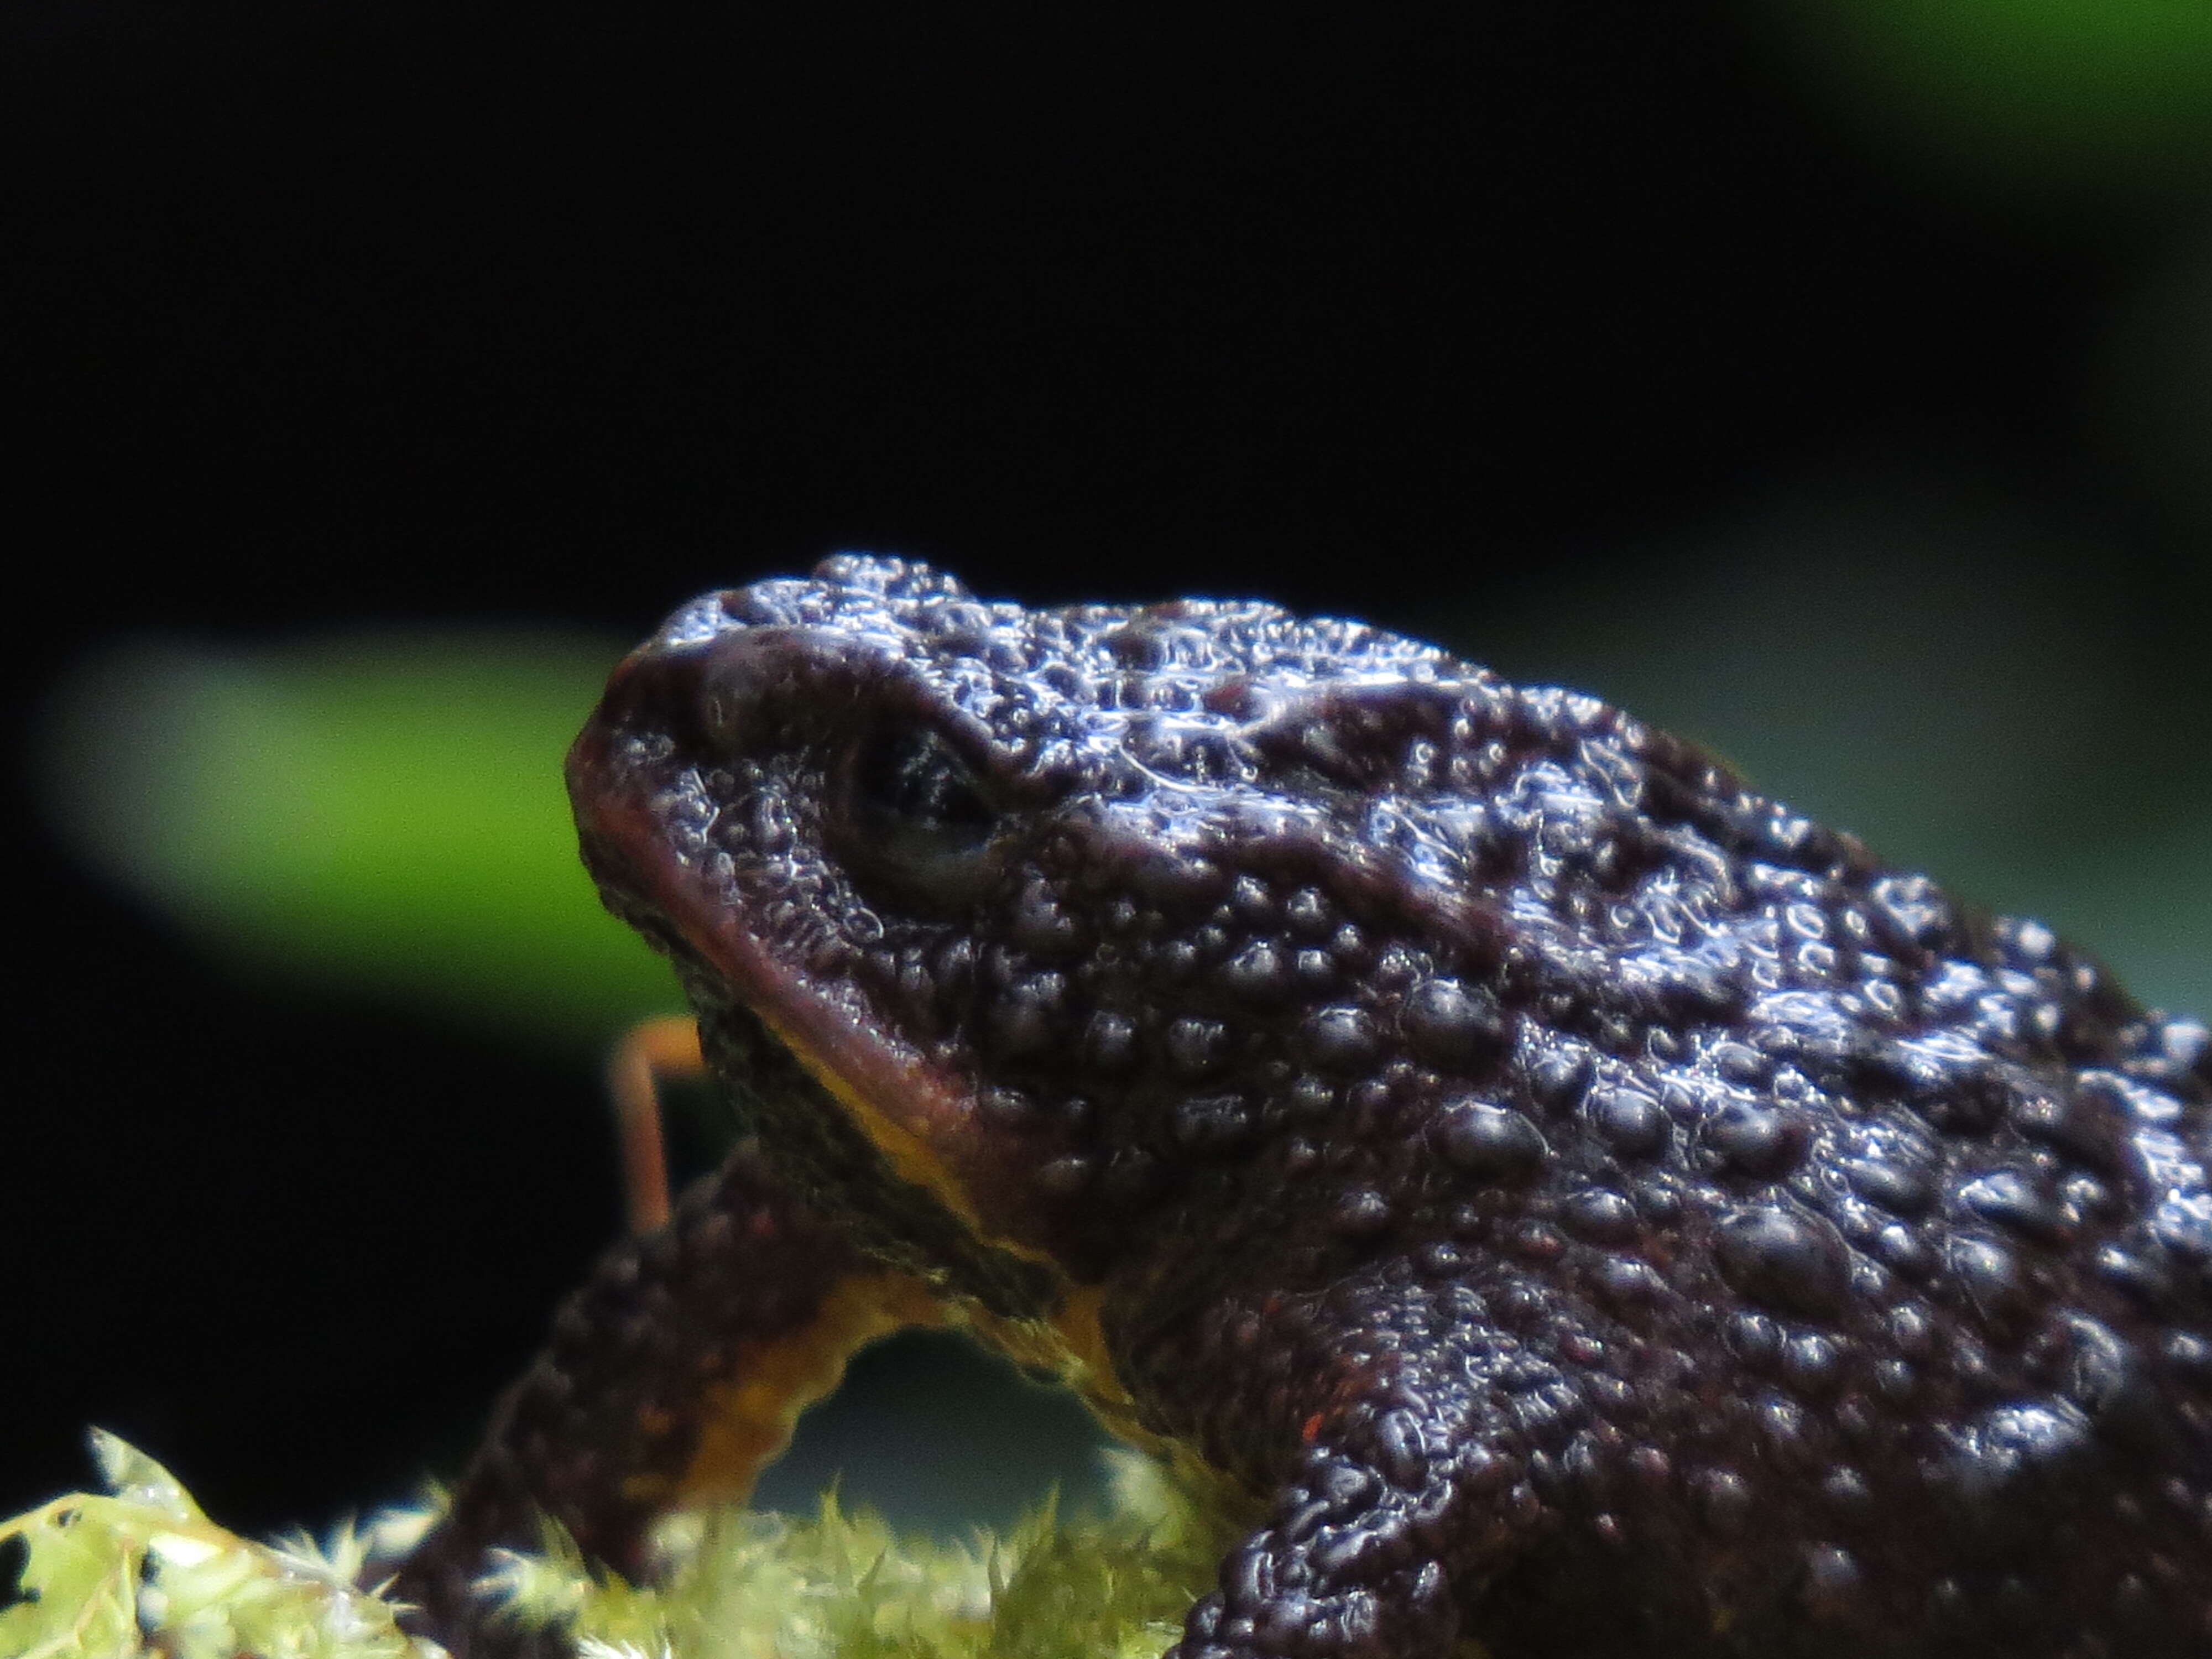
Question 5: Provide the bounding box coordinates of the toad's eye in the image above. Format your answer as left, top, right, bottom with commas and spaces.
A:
844, 723, 1000, 902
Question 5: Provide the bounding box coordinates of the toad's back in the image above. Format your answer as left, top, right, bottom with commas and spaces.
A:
401, 556, 2212, 1658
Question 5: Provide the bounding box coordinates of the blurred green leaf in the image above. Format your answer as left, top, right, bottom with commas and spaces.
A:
37, 630, 684, 1051
1763, 0, 2212, 200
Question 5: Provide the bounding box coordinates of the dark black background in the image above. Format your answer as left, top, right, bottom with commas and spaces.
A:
4, 4, 2206, 1539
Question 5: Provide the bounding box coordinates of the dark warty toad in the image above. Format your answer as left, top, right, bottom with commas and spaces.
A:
392, 555, 2212, 1657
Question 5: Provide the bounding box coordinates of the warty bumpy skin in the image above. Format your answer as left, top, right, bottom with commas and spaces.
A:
400, 554, 2212, 1658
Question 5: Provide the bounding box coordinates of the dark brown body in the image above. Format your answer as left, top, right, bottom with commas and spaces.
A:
398, 557, 2212, 1657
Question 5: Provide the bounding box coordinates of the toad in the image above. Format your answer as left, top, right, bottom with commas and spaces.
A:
395, 555, 2212, 1656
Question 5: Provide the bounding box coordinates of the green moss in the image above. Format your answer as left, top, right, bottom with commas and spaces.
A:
1, 1435, 1228, 1659
0, 1433, 413, 1659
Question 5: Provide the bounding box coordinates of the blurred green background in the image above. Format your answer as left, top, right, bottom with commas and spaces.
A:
10, 0, 2212, 1548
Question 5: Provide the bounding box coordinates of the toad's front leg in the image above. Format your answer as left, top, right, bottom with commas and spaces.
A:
390, 1139, 941, 1658
1139, 1272, 1583, 1659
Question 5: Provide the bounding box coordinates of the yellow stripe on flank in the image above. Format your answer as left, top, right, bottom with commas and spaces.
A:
962, 1291, 1256, 1528
743, 1004, 1169, 1451
1048, 1284, 1123, 1402
662, 1271, 946, 1509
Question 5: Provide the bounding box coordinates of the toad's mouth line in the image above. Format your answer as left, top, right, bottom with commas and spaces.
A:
693, 974, 1142, 1416
570, 736, 1142, 1411
572, 753, 1039, 1267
